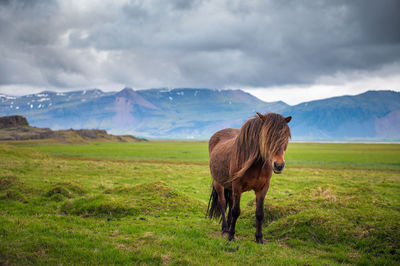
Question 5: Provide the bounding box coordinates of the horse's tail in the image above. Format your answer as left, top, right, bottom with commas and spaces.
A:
206, 184, 220, 219
206, 183, 231, 220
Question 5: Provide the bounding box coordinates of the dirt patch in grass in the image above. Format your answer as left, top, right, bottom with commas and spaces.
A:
0, 175, 21, 190
161, 254, 173, 265
311, 186, 337, 202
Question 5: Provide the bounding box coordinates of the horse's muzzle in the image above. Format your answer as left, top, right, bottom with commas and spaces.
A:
273, 161, 285, 174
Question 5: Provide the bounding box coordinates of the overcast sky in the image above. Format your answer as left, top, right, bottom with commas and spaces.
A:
0, 0, 399, 105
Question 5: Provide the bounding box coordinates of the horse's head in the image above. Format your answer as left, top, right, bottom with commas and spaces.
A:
256, 112, 292, 174
272, 143, 287, 174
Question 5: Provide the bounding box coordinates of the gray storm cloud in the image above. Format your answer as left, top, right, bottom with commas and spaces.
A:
0, 0, 399, 90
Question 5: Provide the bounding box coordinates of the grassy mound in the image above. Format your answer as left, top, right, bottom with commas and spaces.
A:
262, 203, 299, 224
246, 199, 300, 225
241, 185, 400, 262
61, 195, 140, 217
45, 182, 86, 202
266, 209, 350, 243
245, 185, 338, 225
63, 182, 203, 218
265, 208, 399, 262
0, 175, 26, 202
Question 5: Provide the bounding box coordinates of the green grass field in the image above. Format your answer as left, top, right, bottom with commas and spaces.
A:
0, 142, 399, 265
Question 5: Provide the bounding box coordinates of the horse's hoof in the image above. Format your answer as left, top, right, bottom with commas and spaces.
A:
255, 238, 264, 244
228, 235, 235, 241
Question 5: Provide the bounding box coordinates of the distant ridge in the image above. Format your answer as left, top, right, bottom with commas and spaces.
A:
0, 89, 399, 141
286, 90, 400, 141
0, 115, 146, 143
0, 115, 28, 128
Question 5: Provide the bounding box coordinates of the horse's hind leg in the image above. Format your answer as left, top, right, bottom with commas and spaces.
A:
214, 181, 229, 235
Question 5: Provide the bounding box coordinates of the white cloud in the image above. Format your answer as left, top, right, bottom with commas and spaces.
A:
244, 68, 400, 105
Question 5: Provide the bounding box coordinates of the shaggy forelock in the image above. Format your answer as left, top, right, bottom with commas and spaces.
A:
259, 113, 291, 161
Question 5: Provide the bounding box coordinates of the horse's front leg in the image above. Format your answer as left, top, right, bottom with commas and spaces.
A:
228, 183, 242, 241
226, 193, 233, 229
255, 183, 269, 244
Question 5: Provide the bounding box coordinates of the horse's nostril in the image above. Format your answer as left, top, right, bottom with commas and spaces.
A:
274, 162, 285, 171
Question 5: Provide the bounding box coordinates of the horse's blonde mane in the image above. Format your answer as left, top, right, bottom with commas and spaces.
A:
229, 113, 291, 181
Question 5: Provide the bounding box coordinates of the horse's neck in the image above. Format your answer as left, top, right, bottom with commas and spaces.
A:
228, 132, 266, 178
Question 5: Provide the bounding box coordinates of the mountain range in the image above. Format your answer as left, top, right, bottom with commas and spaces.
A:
0, 88, 399, 141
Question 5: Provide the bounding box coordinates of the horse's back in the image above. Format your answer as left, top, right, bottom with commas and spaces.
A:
209, 128, 239, 153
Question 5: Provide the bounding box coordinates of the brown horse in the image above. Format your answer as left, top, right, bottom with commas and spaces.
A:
206, 112, 291, 243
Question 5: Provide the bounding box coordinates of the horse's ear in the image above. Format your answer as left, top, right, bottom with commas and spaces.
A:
256, 112, 266, 123
285, 116, 292, 123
